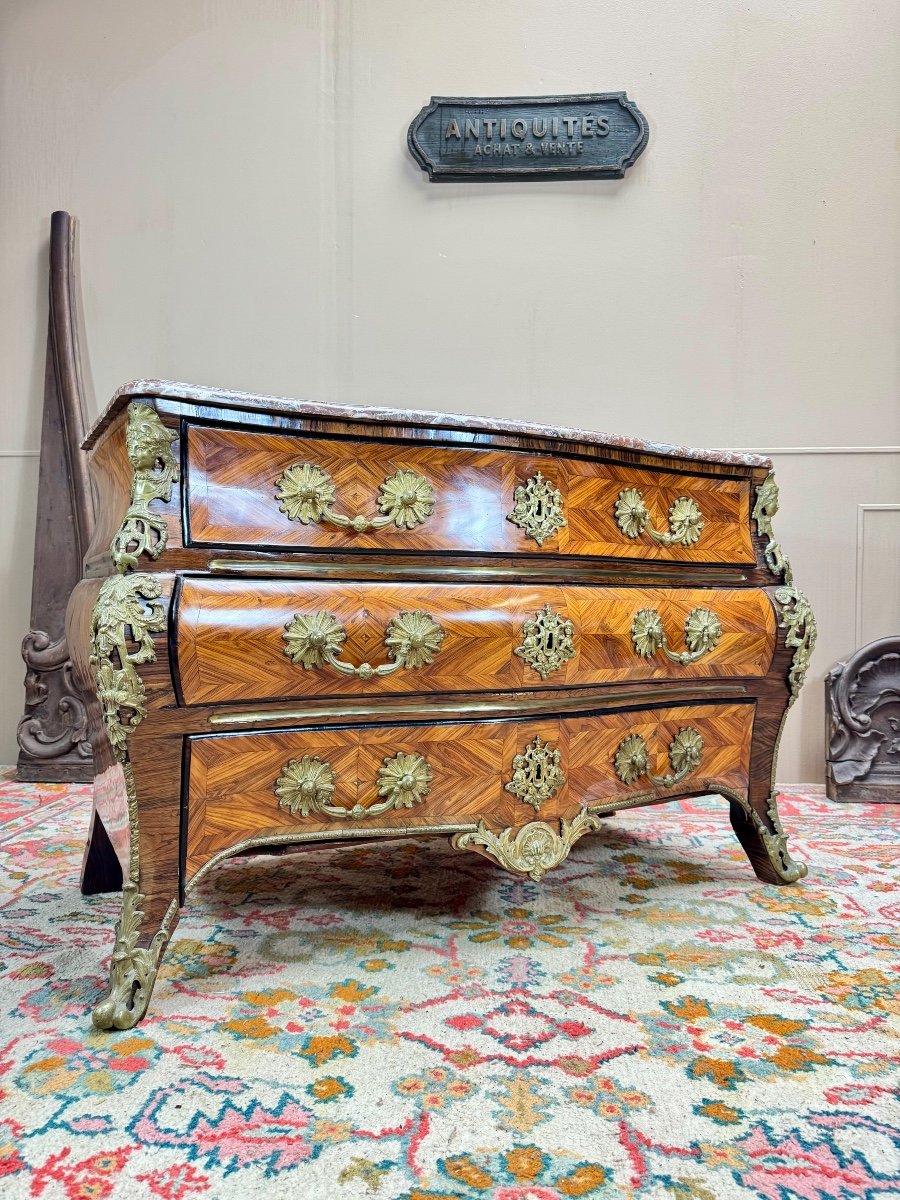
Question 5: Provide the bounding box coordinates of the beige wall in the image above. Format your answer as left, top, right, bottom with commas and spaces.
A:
1, 0, 898, 780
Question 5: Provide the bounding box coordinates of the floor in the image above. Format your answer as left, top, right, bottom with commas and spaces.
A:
0, 771, 897, 1198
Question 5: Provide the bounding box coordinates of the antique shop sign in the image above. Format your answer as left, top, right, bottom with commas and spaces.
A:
408, 94, 648, 182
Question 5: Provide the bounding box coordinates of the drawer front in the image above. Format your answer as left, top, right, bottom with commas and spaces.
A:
186, 426, 755, 564
184, 701, 754, 881
174, 579, 777, 706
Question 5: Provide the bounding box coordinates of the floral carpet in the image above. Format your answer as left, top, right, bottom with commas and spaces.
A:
0, 770, 897, 1199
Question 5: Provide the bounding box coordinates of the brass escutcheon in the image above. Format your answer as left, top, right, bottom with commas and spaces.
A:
515, 603, 576, 680
507, 472, 567, 546
504, 736, 565, 811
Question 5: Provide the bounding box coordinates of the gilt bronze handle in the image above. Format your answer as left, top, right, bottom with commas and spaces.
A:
631, 606, 722, 665
615, 489, 704, 547
275, 463, 435, 533
275, 751, 433, 821
613, 728, 705, 788
283, 609, 444, 680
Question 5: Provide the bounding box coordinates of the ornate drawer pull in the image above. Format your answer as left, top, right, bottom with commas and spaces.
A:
614, 727, 704, 788
505, 736, 565, 812
515, 603, 576, 680
631, 606, 721, 665
615, 489, 704, 547
275, 463, 435, 532
283, 610, 444, 680
507, 472, 567, 546
276, 751, 432, 821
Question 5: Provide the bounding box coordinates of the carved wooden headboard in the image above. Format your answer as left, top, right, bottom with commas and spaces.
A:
16, 212, 96, 782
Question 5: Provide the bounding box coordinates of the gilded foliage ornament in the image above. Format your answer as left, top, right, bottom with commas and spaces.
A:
276, 756, 337, 817
515, 604, 576, 680
758, 798, 807, 882
507, 472, 567, 546
684, 608, 722, 656
752, 476, 816, 706
613, 733, 650, 785
667, 727, 705, 779
630, 609, 665, 659
775, 587, 817, 702
89, 574, 166, 761
614, 488, 650, 539
504, 736, 565, 811
614, 488, 704, 547
383, 610, 446, 670
750, 471, 815, 840
452, 812, 603, 881
665, 496, 705, 546
110, 403, 179, 572
719, 786, 808, 883
377, 751, 433, 810
752, 472, 793, 583
275, 463, 435, 533
283, 611, 347, 670
378, 470, 437, 530
283, 609, 444, 679
90, 572, 176, 1029
275, 463, 336, 524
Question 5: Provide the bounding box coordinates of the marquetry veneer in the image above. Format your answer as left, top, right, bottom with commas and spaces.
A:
184, 702, 755, 882
174, 579, 777, 706
66, 380, 816, 1029
184, 425, 755, 564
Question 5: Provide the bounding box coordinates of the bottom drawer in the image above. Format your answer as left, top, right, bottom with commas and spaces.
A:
184, 701, 755, 882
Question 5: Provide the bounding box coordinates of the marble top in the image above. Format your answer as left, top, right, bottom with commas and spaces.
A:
85, 379, 771, 468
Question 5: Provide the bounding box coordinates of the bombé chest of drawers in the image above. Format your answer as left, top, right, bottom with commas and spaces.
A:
66, 381, 816, 1029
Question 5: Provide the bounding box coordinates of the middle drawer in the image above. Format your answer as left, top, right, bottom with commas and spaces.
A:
174, 579, 777, 706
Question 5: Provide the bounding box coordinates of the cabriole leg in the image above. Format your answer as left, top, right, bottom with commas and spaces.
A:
80, 572, 183, 1028
727, 794, 807, 886
91, 751, 182, 1030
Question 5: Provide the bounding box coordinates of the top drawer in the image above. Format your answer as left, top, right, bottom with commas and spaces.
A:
185, 426, 755, 565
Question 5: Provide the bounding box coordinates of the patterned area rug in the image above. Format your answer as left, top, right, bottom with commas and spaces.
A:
0, 770, 897, 1199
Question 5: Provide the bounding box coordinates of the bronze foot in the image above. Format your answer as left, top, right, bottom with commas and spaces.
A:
92, 882, 179, 1030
